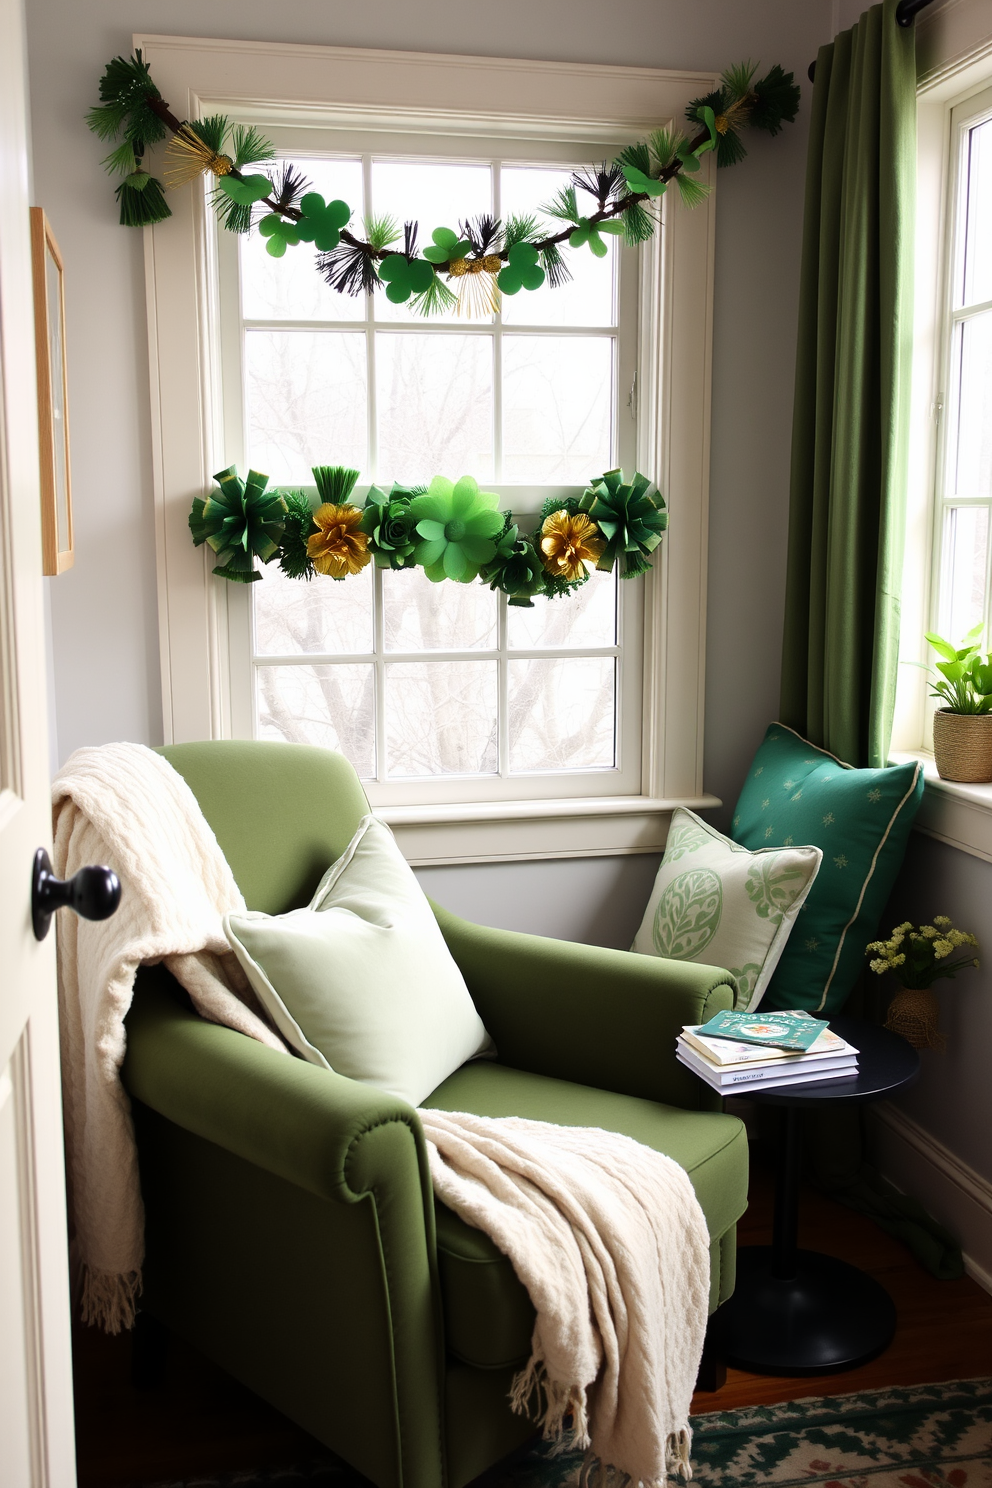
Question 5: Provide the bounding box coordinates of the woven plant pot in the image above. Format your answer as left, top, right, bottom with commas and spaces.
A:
885, 985, 944, 1050
932, 709, 992, 783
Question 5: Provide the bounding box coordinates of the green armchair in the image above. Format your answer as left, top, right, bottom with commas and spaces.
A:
121, 741, 748, 1488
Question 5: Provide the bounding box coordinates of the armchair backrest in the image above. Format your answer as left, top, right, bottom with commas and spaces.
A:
158, 741, 370, 914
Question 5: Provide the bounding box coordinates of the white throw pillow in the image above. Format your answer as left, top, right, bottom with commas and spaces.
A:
631, 808, 822, 1010
224, 815, 493, 1106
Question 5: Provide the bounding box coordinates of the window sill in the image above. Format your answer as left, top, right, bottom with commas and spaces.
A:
891, 750, 992, 865
377, 792, 721, 866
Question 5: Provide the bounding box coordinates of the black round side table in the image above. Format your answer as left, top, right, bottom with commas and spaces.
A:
718, 1015, 919, 1377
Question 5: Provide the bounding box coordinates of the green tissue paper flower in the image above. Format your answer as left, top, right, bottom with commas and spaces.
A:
189, 466, 287, 583
578, 468, 668, 578
360, 483, 423, 569
621, 165, 667, 199
497, 241, 545, 295
422, 226, 472, 264
377, 253, 436, 304
479, 516, 545, 607
259, 212, 301, 256
568, 216, 625, 258
295, 193, 351, 252
409, 476, 505, 583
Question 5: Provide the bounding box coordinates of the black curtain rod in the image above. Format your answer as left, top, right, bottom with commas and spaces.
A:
808, 0, 934, 83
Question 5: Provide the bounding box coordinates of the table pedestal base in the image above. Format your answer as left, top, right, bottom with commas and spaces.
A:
722, 1245, 896, 1376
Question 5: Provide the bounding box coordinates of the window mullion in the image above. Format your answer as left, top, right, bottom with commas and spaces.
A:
493, 160, 503, 484
373, 568, 387, 783
498, 593, 509, 778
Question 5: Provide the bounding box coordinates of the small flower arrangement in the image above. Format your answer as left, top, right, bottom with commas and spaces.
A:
866, 917, 980, 1049
866, 918, 979, 988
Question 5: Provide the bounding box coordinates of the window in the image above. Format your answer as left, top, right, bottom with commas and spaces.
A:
219, 140, 641, 803
931, 85, 992, 644
140, 36, 717, 860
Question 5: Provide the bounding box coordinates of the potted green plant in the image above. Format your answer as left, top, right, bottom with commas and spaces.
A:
924, 624, 992, 782
866, 917, 979, 1049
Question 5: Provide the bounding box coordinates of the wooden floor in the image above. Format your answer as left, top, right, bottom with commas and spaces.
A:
72, 1154, 992, 1487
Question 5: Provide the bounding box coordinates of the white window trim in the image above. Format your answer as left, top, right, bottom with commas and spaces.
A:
892, 8, 992, 866
137, 33, 720, 862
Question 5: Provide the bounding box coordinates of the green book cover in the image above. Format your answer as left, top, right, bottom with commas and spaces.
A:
696, 1009, 829, 1052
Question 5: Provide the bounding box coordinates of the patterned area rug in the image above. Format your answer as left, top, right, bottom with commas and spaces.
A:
129, 1379, 992, 1488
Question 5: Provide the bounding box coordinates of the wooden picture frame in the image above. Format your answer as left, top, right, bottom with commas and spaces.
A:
30, 208, 73, 575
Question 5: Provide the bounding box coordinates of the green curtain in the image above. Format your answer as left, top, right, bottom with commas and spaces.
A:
780, 3, 962, 1280
780, 0, 917, 769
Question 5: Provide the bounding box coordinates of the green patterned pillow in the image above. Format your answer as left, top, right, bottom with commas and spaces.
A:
731, 724, 924, 1015
631, 808, 822, 1010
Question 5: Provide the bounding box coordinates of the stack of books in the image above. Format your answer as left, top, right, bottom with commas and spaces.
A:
676, 1010, 859, 1094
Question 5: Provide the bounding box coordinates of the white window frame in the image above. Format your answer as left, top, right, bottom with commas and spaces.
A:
929, 84, 992, 636
138, 33, 719, 863
891, 9, 992, 864
220, 127, 644, 806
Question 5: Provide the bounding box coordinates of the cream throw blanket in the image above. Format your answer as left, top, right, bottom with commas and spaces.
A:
52, 743, 286, 1331
53, 742, 710, 1482
421, 1110, 709, 1487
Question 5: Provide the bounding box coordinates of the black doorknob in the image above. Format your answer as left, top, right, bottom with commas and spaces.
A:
32, 848, 121, 942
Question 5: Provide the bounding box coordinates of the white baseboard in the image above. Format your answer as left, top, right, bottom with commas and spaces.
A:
870, 1102, 992, 1296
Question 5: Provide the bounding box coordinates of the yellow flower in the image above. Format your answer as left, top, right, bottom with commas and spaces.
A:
893, 953, 906, 967
539, 509, 605, 582
921, 925, 938, 938
307, 503, 371, 578
869, 958, 887, 974
934, 916, 952, 928
933, 939, 952, 959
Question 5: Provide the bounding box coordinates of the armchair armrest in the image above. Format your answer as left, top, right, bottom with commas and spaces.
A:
123, 968, 447, 1488
122, 967, 429, 1208
430, 905, 735, 1111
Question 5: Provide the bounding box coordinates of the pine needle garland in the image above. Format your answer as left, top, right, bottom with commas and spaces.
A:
572, 163, 626, 210
318, 238, 380, 297
504, 213, 540, 250
616, 141, 651, 177
86, 51, 168, 147
232, 124, 276, 169
541, 184, 581, 226
648, 128, 681, 174
364, 214, 401, 252
750, 63, 801, 134
88, 49, 799, 310
115, 172, 170, 226
618, 201, 656, 246
675, 173, 711, 210
102, 140, 140, 176
164, 121, 234, 189
277, 491, 318, 580
411, 274, 458, 317
189, 114, 229, 155
209, 185, 254, 235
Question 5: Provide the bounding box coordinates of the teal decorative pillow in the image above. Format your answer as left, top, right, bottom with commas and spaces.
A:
224, 815, 493, 1106
731, 724, 924, 1015
631, 808, 822, 1010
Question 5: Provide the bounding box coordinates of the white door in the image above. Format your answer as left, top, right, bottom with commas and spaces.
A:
0, 0, 77, 1480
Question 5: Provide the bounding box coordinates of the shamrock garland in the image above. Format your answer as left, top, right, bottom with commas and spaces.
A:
88, 53, 799, 316
188, 464, 668, 605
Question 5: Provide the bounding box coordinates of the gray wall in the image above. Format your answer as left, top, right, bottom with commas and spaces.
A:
28, 0, 832, 934
881, 834, 992, 1188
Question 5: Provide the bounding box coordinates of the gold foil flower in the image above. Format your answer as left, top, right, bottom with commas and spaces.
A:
307, 503, 371, 579
539, 509, 605, 582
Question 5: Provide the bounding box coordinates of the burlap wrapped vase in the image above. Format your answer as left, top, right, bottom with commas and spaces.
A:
885, 985, 944, 1050
932, 710, 992, 783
